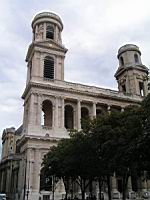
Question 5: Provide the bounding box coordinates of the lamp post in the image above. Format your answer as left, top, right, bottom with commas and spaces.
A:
52, 175, 55, 200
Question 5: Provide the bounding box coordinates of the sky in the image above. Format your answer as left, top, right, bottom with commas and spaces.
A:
0, 0, 150, 139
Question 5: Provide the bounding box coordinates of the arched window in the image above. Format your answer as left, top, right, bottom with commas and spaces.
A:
65, 105, 74, 129
96, 109, 102, 117
120, 56, 124, 66
42, 100, 53, 128
81, 107, 89, 129
81, 107, 89, 119
134, 54, 139, 63
139, 82, 144, 96
44, 56, 54, 79
46, 24, 54, 39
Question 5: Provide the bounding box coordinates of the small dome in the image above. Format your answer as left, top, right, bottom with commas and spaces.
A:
32, 11, 63, 30
118, 44, 141, 58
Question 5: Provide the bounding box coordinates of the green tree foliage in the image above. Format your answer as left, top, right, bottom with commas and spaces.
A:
41, 94, 150, 200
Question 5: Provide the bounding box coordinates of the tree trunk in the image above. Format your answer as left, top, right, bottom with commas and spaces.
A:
63, 177, 69, 200
81, 190, 85, 200
122, 173, 129, 200
107, 175, 111, 200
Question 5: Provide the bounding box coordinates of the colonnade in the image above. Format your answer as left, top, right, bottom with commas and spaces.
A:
39, 96, 124, 131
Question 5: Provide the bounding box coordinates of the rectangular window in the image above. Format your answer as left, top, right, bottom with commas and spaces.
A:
122, 84, 126, 93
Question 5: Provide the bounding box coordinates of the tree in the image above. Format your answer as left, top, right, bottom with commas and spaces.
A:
41, 94, 150, 200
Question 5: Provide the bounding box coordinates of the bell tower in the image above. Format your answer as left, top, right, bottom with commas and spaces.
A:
26, 12, 67, 84
22, 12, 67, 135
115, 44, 149, 96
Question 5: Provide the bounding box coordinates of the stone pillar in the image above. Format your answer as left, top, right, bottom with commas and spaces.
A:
92, 102, 96, 118
52, 102, 55, 129
32, 149, 41, 191
147, 180, 150, 191
141, 178, 147, 192
127, 176, 136, 199
107, 105, 111, 114
112, 173, 117, 192
127, 176, 132, 192
29, 94, 35, 125
37, 95, 42, 126
141, 176, 148, 199
121, 107, 124, 112
61, 98, 64, 128
111, 173, 120, 199
55, 97, 59, 128
77, 100, 81, 130
147, 179, 150, 199
29, 149, 41, 200
43, 22, 46, 39
0, 170, 4, 192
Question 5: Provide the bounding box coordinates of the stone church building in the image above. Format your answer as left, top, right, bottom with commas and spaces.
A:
0, 12, 149, 200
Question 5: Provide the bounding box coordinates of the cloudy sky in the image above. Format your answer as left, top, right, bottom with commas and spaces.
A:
0, 0, 150, 138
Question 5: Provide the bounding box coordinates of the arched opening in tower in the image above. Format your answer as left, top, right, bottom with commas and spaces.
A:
81, 107, 89, 129
42, 100, 53, 128
96, 109, 103, 117
134, 53, 139, 63
65, 105, 74, 129
46, 24, 54, 39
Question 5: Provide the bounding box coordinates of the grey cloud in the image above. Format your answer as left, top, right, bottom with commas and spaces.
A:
0, 0, 150, 138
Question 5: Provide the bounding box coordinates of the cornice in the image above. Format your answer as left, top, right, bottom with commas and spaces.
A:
26, 40, 67, 62
16, 134, 61, 148
22, 80, 142, 104
115, 64, 149, 78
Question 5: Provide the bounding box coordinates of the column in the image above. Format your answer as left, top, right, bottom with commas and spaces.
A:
121, 107, 124, 112
61, 98, 64, 128
29, 149, 41, 200
77, 100, 81, 130
141, 176, 148, 199
141, 177, 147, 192
147, 179, 150, 191
32, 149, 41, 191
37, 95, 42, 126
52, 104, 55, 129
111, 173, 120, 199
107, 105, 111, 114
29, 94, 35, 125
112, 173, 117, 192
55, 97, 59, 128
92, 102, 96, 118
127, 176, 132, 192
43, 22, 46, 39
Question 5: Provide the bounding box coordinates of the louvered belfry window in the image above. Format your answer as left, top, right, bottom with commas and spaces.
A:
46, 25, 54, 39
44, 56, 54, 79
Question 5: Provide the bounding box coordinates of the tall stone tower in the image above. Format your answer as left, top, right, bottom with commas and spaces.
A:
22, 12, 67, 136
115, 44, 149, 96
19, 12, 68, 200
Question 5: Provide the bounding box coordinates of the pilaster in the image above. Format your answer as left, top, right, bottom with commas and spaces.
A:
77, 100, 81, 130
92, 102, 96, 118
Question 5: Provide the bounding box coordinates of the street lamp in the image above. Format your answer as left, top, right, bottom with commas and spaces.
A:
48, 166, 55, 200
52, 175, 55, 200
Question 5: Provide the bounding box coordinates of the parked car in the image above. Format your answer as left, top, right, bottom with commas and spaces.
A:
0, 194, 6, 200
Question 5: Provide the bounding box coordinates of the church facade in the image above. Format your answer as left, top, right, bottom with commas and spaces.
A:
0, 12, 149, 200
